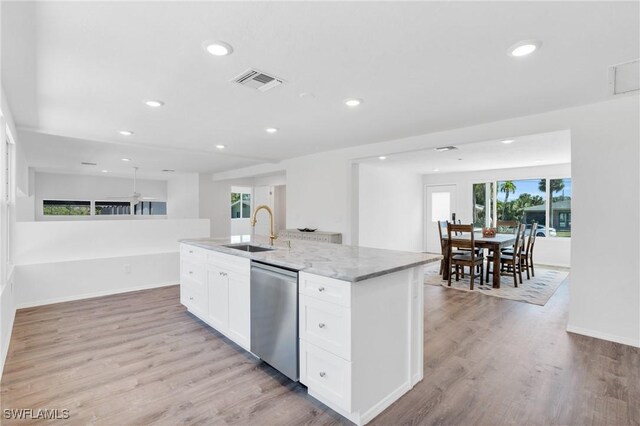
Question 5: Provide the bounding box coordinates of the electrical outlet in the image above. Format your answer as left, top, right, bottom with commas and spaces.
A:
124, 264, 131, 274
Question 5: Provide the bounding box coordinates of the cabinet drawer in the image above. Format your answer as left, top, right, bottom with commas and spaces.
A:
181, 244, 205, 262
299, 272, 351, 307
300, 340, 351, 412
205, 250, 250, 276
300, 295, 351, 360
181, 260, 205, 285
181, 283, 207, 316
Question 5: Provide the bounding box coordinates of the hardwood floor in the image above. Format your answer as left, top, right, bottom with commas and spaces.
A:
2, 278, 638, 425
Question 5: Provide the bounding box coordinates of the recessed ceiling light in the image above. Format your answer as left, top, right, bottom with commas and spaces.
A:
501, 139, 515, 144
119, 130, 134, 136
344, 98, 362, 107
121, 158, 131, 162
265, 127, 278, 134
379, 156, 387, 160
101, 170, 108, 173
144, 100, 164, 108
216, 144, 225, 149
205, 41, 233, 56
508, 41, 541, 57
433, 168, 440, 172
534, 160, 542, 163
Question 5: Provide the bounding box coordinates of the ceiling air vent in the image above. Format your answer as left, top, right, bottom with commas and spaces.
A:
231, 68, 284, 92
434, 146, 458, 152
609, 59, 639, 95
80, 162, 97, 166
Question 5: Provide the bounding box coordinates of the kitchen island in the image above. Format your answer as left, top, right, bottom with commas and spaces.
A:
179, 237, 439, 425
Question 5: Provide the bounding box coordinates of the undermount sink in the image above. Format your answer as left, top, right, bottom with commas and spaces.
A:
223, 244, 275, 253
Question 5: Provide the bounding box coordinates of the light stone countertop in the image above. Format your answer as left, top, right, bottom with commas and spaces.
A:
180, 236, 440, 282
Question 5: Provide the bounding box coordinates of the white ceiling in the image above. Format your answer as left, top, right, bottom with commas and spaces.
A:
357, 130, 571, 175
2, 1, 638, 174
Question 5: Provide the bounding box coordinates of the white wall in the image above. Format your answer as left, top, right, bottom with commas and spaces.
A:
199, 173, 231, 238
167, 173, 199, 219
217, 95, 640, 347
358, 164, 423, 252
32, 171, 168, 221
423, 163, 572, 267
12, 218, 210, 307
286, 151, 351, 240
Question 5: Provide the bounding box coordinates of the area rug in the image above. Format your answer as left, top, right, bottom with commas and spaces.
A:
423, 264, 569, 306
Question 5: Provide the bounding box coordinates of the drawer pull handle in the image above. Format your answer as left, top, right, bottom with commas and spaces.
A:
319, 372, 326, 378
219, 272, 227, 277
189, 296, 194, 301
318, 323, 326, 329
189, 250, 193, 254
188, 271, 193, 275
318, 287, 325, 292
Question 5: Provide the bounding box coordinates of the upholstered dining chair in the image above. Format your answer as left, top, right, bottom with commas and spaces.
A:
447, 223, 484, 290
486, 223, 526, 287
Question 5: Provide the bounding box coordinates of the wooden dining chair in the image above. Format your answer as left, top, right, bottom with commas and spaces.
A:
437, 220, 466, 276
496, 220, 519, 234
503, 222, 537, 279
486, 223, 526, 287
523, 223, 537, 278
447, 223, 484, 290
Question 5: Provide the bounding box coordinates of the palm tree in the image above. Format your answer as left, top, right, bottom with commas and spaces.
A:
538, 179, 565, 194
499, 180, 516, 218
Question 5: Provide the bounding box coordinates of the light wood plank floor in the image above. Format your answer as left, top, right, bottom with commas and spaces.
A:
2, 279, 638, 425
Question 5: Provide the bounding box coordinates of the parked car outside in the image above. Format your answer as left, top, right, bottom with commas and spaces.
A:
525, 223, 556, 237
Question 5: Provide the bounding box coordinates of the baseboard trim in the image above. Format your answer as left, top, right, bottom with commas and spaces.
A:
566, 325, 640, 348
360, 381, 412, 425
16, 281, 179, 309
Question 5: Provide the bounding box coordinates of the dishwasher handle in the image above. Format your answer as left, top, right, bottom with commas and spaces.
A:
251, 261, 298, 279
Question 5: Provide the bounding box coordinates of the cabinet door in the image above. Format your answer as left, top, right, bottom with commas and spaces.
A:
206, 267, 229, 332
226, 270, 251, 350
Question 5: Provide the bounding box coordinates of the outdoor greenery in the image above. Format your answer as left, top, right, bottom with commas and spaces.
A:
498, 180, 544, 223
43, 201, 90, 216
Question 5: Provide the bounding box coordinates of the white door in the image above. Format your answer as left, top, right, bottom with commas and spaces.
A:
425, 184, 457, 253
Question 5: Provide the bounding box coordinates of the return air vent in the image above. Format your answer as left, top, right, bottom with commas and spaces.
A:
231, 68, 284, 92
609, 59, 639, 95
433, 146, 458, 152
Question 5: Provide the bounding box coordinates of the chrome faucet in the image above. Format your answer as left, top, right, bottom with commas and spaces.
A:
251, 205, 278, 246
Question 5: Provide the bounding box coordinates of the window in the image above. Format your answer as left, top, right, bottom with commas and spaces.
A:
430, 192, 450, 222
548, 178, 571, 237
43, 200, 91, 216
497, 179, 546, 229
134, 201, 167, 215
95, 201, 131, 215
231, 192, 251, 219
475, 177, 572, 238
472, 182, 494, 229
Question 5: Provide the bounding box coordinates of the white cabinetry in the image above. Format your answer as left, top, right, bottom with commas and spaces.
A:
180, 244, 250, 350
298, 268, 424, 426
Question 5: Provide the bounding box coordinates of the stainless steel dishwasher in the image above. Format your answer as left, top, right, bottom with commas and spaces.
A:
250, 261, 299, 381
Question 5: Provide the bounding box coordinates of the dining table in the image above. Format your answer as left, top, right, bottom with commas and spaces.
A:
442, 233, 517, 288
